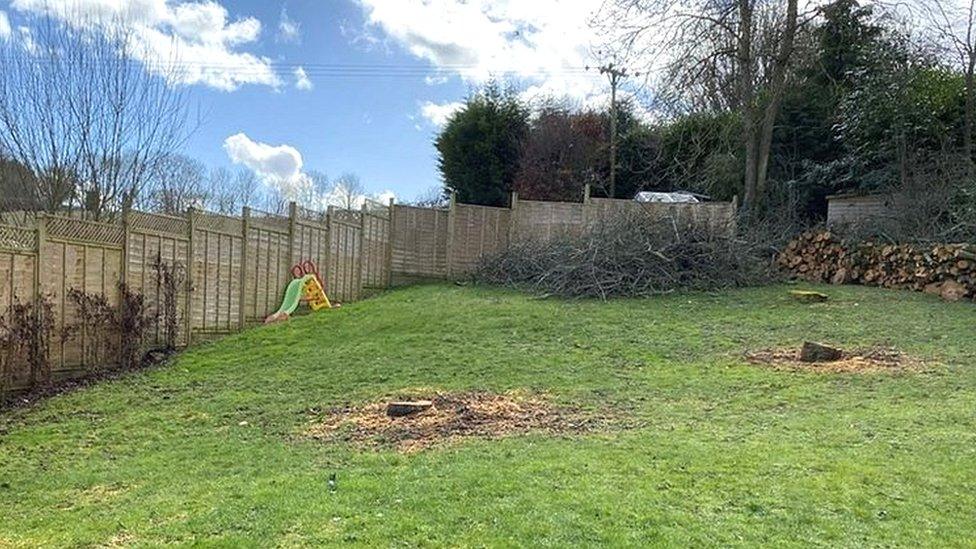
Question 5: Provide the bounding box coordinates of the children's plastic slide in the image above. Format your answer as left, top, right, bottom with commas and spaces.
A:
264, 273, 332, 323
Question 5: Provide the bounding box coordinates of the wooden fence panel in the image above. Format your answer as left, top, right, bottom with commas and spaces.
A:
361, 202, 391, 289
326, 213, 362, 303
191, 212, 244, 335
512, 199, 585, 242
449, 203, 510, 277
293, 221, 330, 275
41, 216, 125, 377
127, 211, 191, 348
0, 224, 37, 391
586, 198, 736, 237
391, 205, 448, 281
244, 210, 292, 323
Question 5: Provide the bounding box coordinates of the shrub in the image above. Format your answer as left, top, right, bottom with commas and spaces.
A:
3, 295, 57, 388
151, 253, 185, 350
66, 288, 117, 371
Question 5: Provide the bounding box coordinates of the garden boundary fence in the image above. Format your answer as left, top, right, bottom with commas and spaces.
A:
0, 187, 735, 392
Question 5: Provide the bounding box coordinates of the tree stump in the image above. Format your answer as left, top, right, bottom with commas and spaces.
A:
789, 290, 829, 303
386, 400, 433, 418
800, 342, 843, 363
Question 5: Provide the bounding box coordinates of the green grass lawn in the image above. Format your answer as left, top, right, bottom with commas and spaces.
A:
2, 284, 975, 547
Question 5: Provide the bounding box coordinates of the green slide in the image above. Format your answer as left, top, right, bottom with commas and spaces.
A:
268, 275, 314, 320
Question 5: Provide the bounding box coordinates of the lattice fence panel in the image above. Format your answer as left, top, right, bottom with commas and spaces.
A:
0, 224, 35, 252
129, 211, 189, 236
194, 211, 243, 236
46, 217, 124, 248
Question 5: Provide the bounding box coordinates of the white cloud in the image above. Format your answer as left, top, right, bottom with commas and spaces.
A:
374, 190, 397, 204
0, 11, 11, 40
420, 100, 464, 127
354, 0, 607, 104
9, 0, 280, 91
424, 74, 448, 86
223, 132, 393, 208
224, 133, 305, 183
294, 66, 313, 90
277, 7, 300, 43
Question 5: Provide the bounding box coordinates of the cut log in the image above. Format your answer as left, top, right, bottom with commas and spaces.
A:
386, 400, 433, 417
790, 290, 829, 303
923, 282, 943, 296
800, 342, 843, 363
940, 280, 968, 302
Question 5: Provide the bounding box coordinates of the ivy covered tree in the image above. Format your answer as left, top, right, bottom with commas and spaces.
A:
435, 83, 529, 207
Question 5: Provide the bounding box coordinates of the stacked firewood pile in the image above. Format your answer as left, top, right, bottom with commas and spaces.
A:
778, 229, 976, 301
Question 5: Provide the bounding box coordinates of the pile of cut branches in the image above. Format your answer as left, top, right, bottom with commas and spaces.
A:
478, 210, 776, 299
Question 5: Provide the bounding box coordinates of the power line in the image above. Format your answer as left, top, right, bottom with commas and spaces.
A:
23, 55, 597, 78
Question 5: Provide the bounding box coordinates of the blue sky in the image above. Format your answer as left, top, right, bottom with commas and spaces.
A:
0, 0, 610, 203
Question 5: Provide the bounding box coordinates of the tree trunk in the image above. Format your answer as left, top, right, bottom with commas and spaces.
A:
965, 53, 975, 165
739, 0, 798, 213
738, 0, 758, 211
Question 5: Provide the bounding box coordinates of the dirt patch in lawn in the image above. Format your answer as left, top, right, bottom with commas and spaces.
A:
305, 390, 604, 453
746, 347, 926, 373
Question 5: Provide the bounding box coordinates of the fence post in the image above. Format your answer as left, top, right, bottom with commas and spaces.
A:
728, 195, 739, 237
508, 191, 519, 243
324, 206, 333, 295
185, 208, 195, 346
120, 205, 131, 287
34, 214, 46, 301
583, 184, 592, 228
287, 201, 297, 266
386, 197, 395, 288
446, 191, 457, 279
359, 202, 367, 295
239, 206, 250, 329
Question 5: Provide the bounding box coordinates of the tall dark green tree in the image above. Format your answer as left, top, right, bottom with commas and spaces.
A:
771, 0, 884, 217
435, 84, 529, 207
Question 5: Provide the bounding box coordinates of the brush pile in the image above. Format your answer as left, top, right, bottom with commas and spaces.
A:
478, 210, 775, 299
778, 229, 976, 301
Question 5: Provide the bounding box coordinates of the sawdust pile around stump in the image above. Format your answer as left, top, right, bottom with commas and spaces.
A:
306, 391, 602, 452
746, 347, 926, 373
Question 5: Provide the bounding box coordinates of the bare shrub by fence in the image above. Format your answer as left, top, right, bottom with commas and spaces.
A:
0, 190, 735, 393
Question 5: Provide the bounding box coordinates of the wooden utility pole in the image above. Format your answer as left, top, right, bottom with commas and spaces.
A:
596, 63, 635, 199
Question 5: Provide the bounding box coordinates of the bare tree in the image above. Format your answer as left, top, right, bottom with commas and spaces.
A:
410, 185, 449, 208
599, 0, 805, 212
916, 0, 976, 161
204, 167, 234, 214
299, 170, 330, 209
207, 167, 263, 214
234, 169, 262, 211
140, 153, 208, 215
0, 9, 192, 220
330, 173, 366, 210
